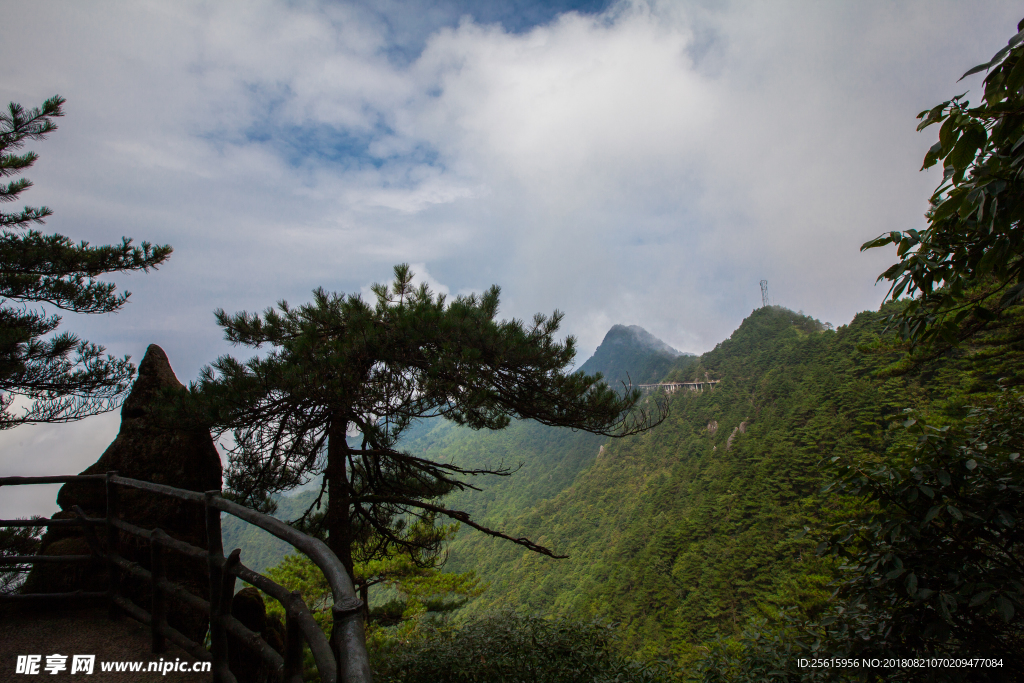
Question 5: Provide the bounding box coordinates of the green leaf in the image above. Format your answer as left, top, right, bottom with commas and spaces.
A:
922, 141, 943, 170
999, 281, 1024, 307
959, 45, 1012, 81
906, 572, 918, 597
948, 125, 987, 170
939, 115, 958, 149
886, 567, 906, 580
997, 510, 1015, 528
930, 192, 965, 221
1011, 132, 1024, 154
924, 504, 943, 524
947, 505, 964, 521
861, 234, 897, 251
969, 590, 993, 607
991, 44, 1013, 66
965, 458, 978, 470
997, 595, 1015, 622
961, 61, 995, 81
1006, 53, 1024, 93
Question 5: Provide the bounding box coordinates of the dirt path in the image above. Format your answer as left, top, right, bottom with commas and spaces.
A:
0, 607, 210, 682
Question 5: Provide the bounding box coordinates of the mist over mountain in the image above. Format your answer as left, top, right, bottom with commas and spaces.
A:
578, 324, 690, 387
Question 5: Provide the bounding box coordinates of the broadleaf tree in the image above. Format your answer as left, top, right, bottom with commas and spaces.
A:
189, 264, 663, 581
0, 96, 172, 428
822, 394, 1024, 661
809, 19, 1024, 678
863, 17, 1024, 351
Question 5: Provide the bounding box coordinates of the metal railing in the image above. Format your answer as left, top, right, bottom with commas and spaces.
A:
0, 472, 373, 683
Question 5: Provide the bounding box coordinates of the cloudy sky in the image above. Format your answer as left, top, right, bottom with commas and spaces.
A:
1, 0, 1021, 516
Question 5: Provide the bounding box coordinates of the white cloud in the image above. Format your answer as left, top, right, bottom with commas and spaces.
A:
0, 412, 121, 518
407, 262, 452, 297
1, 0, 1022, 504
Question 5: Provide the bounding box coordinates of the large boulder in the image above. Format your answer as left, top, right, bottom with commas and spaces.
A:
56, 344, 222, 512
228, 587, 287, 683
30, 344, 222, 642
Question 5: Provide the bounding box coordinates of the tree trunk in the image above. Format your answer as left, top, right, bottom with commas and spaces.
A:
325, 412, 355, 582
359, 583, 370, 623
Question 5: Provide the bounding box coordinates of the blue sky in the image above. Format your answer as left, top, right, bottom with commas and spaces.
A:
1, 0, 1021, 516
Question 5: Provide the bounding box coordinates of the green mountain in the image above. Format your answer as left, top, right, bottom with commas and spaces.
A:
578, 324, 688, 387
220, 304, 1016, 672
223, 307, 994, 666
222, 324, 685, 577
434, 305, 971, 663
222, 488, 320, 576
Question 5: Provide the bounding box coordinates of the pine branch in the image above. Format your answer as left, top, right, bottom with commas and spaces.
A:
356, 494, 568, 559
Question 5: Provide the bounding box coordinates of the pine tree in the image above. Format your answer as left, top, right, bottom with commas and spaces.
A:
188, 264, 662, 580
265, 518, 484, 631
0, 96, 171, 428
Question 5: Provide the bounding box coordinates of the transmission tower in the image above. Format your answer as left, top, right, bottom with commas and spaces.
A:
760, 280, 769, 308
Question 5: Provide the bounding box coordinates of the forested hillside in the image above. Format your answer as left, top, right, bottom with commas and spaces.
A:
225, 302, 1006, 665
428, 303, 1001, 663
578, 324, 688, 387
222, 323, 681, 577
222, 488, 319, 575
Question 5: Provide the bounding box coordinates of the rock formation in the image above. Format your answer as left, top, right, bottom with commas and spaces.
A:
29, 344, 222, 642
725, 420, 749, 450
228, 587, 286, 683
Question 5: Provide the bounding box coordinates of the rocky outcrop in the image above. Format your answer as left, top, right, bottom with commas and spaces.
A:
56, 344, 222, 513
725, 420, 749, 451
228, 587, 286, 683
28, 344, 222, 642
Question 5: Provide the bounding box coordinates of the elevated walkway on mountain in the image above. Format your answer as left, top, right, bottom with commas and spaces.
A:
637, 379, 720, 394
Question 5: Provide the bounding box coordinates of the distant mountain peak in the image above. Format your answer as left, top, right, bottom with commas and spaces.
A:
579, 325, 691, 386
604, 324, 682, 357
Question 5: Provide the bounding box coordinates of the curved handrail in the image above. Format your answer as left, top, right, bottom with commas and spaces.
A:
207, 495, 372, 683
109, 476, 372, 683
0, 474, 373, 683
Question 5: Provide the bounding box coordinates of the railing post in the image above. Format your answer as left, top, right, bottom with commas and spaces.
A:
284, 591, 305, 683
331, 596, 367, 683
72, 505, 103, 558
105, 471, 121, 620
150, 529, 167, 654
220, 548, 239, 617
220, 549, 241, 683
205, 490, 232, 683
